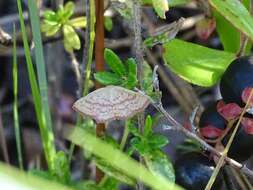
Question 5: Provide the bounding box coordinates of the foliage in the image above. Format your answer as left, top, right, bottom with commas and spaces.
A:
41, 2, 86, 52
163, 39, 236, 87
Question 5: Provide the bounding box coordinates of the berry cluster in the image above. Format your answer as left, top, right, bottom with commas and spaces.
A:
175, 56, 253, 189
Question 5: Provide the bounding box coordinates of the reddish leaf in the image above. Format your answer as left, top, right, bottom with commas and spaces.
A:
242, 87, 253, 106
241, 117, 253, 135
199, 125, 224, 139
217, 100, 242, 120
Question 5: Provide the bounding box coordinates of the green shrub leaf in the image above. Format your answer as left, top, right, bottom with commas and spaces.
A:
69, 16, 87, 28
94, 72, 123, 85
104, 48, 127, 76
209, 0, 253, 41
63, 24, 80, 52
104, 17, 113, 31
145, 150, 175, 182
152, 0, 169, 19
148, 134, 169, 149
163, 39, 236, 87
123, 58, 137, 89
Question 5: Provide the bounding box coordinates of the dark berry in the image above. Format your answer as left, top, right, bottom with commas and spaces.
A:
175, 152, 222, 190
223, 117, 253, 162
220, 56, 253, 106
199, 101, 227, 139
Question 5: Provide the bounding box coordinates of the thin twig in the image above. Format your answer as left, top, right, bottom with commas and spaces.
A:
134, 87, 253, 179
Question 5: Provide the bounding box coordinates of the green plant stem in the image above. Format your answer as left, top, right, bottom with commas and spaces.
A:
82, 0, 96, 96
68, 0, 96, 162
17, 0, 56, 172
12, 24, 23, 170
120, 123, 129, 150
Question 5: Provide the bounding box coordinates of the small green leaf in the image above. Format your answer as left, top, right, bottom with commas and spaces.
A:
69, 16, 87, 28
144, 115, 153, 137
152, 0, 169, 19
101, 178, 118, 190
123, 58, 137, 89
94, 72, 123, 85
130, 137, 149, 155
63, 1, 75, 20
63, 24, 80, 52
95, 158, 135, 185
43, 10, 58, 25
127, 122, 141, 137
209, 0, 253, 41
104, 48, 127, 76
104, 16, 113, 31
163, 39, 236, 87
148, 133, 169, 149
145, 150, 175, 182
42, 23, 61, 36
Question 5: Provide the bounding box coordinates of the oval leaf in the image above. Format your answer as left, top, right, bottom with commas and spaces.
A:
163, 39, 236, 87
63, 24, 80, 51
209, 0, 253, 41
146, 150, 175, 182
152, 0, 169, 19
104, 48, 127, 76
94, 72, 123, 86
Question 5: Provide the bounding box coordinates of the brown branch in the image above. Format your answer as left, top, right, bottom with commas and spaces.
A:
95, 0, 105, 182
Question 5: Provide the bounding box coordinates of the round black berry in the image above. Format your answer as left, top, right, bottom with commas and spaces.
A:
220, 56, 253, 106
175, 152, 222, 190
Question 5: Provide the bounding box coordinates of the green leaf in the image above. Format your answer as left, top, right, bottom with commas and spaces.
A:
144, 115, 153, 137
145, 150, 175, 182
95, 158, 135, 185
104, 48, 127, 76
209, 0, 253, 41
42, 23, 61, 36
63, 1, 75, 20
148, 133, 169, 149
43, 10, 57, 21
163, 39, 236, 87
0, 163, 72, 190
123, 58, 138, 89
101, 178, 118, 190
104, 16, 113, 31
130, 137, 149, 155
63, 24, 80, 52
66, 128, 180, 190
127, 122, 141, 137
94, 72, 123, 85
213, 10, 240, 53
53, 151, 70, 184
152, 0, 169, 19
69, 16, 87, 28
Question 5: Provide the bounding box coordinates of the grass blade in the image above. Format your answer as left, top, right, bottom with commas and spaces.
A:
16, 0, 56, 172
66, 127, 183, 190
12, 24, 23, 170
0, 162, 72, 190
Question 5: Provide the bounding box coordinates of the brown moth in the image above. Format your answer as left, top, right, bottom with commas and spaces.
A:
73, 86, 150, 123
